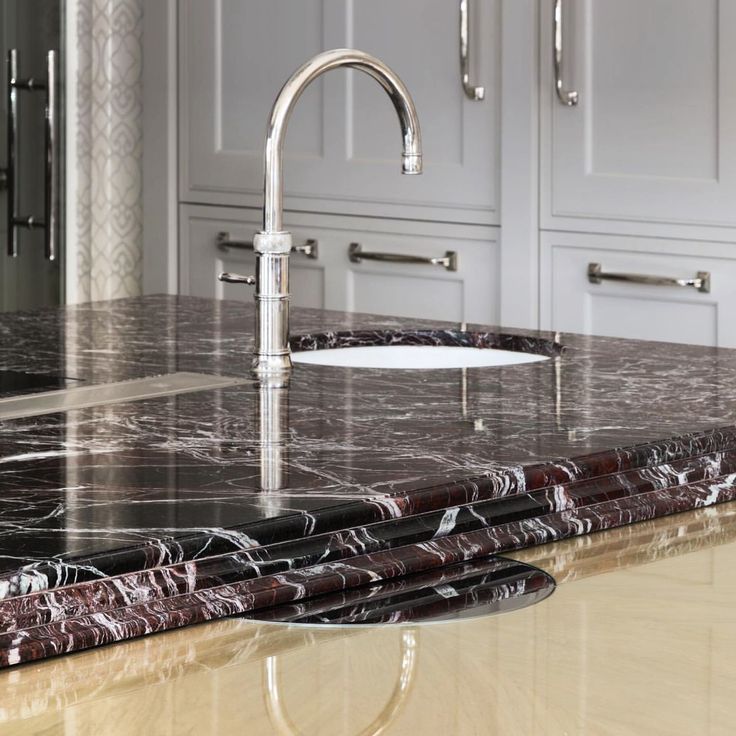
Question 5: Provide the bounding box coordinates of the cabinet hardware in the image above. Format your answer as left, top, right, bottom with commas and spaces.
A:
460, 0, 485, 100
587, 263, 711, 294
2, 49, 59, 260
553, 0, 578, 106
349, 242, 458, 272
216, 231, 318, 259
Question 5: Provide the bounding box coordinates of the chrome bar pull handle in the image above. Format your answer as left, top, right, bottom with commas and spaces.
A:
459, 0, 485, 100
553, 0, 578, 106
44, 50, 58, 262
4, 49, 56, 259
6, 49, 18, 256
216, 231, 319, 259
588, 263, 711, 294
349, 242, 458, 272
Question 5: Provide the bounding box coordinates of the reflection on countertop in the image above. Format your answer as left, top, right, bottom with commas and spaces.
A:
4, 295, 736, 665
2, 501, 736, 735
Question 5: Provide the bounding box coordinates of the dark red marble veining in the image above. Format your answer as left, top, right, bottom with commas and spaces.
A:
4, 426, 736, 600
0, 447, 733, 634
2, 474, 736, 667
1, 296, 736, 666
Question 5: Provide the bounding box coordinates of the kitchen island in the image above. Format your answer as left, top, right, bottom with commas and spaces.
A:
2, 502, 735, 735
0, 295, 735, 665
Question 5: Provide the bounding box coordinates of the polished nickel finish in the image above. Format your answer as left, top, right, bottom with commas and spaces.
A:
460, 0, 485, 100
218, 272, 256, 285
216, 231, 319, 260
233, 49, 422, 377
4, 49, 59, 260
553, 0, 578, 106
44, 50, 59, 262
587, 263, 711, 294
261, 50, 422, 235
256, 373, 290, 494
349, 242, 457, 272
6, 48, 20, 257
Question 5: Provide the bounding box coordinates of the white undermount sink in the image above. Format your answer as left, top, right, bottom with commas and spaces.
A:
291, 345, 550, 370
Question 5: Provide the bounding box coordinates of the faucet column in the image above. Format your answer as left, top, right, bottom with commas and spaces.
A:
253, 231, 293, 375
248, 48, 422, 378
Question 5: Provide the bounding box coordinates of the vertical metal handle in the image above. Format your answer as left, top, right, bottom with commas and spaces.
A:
553, 0, 578, 106
6, 49, 18, 257
44, 50, 58, 262
459, 0, 485, 100
4, 49, 57, 260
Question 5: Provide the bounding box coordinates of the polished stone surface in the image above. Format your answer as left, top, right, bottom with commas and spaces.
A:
3, 295, 736, 664
0, 295, 733, 575
2, 503, 735, 735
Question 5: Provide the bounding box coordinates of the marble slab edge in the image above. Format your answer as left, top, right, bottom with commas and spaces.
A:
2, 470, 736, 667
2, 445, 736, 633
5, 424, 736, 599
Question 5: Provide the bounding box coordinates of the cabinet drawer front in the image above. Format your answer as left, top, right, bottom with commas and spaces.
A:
180, 206, 499, 324
343, 231, 498, 324
541, 232, 736, 347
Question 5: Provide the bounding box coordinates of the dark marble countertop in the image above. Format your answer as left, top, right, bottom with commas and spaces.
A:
2, 294, 736, 665
2, 294, 735, 571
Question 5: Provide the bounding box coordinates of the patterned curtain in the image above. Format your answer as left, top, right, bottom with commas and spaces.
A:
74, 0, 143, 302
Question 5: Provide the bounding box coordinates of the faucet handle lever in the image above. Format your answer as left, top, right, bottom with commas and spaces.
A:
218, 272, 256, 285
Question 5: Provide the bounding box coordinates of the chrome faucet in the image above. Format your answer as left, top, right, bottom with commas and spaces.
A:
219, 49, 423, 377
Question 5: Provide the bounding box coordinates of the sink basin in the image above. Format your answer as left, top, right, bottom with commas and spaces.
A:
291, 344, 550, 369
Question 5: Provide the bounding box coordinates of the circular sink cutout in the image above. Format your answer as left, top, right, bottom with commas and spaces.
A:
292, 344, 549, 370
290, 328, 563, 370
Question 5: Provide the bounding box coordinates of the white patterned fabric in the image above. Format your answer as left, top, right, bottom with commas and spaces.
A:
75, 0, 143, 302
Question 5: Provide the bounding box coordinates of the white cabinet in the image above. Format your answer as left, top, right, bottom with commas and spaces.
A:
167, 1, 736, 339
540, 0, 736, 236
541, 232, 736, 347
538, 1, 736, 348
181, 205, 499, 324
179, 0, 500, 225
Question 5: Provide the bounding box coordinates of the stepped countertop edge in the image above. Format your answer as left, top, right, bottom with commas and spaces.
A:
1, 295, 736, 666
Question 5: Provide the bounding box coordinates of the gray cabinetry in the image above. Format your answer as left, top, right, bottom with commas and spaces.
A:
179, 0, 501, 225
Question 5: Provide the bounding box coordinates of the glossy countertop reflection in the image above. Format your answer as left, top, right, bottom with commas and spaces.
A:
3, 501, 736, 736
3, 294, 736, 578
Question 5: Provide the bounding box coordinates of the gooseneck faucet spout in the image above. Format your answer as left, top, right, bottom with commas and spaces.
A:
221, 49, 423, 377
263, 49, 422, 233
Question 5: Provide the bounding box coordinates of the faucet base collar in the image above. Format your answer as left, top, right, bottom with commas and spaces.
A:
253, 231, 292, 254
252, 353, 293, 376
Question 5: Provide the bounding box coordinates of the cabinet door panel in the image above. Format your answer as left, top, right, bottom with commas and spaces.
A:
341, 0, 500, 221
179, 0, 499, 224
180, 0, 327, 209
541, 232, 736, 348
181, 205, 499, 324
542, 0, 736, 229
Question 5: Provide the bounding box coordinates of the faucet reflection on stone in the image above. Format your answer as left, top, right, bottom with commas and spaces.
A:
256, 375, 290, 496
219, 49, 423, 377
